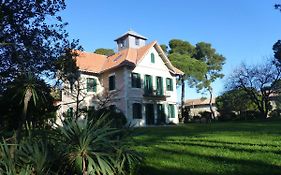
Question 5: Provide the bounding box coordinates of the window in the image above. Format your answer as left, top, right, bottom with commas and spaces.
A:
119, 40, 124, 48
133, 103, 142, 119
156, 76, 163, 95
168, 104, 175, 118
131, 73, 141, 88
135, 38, 139, 45
109, 75, 115, 91
166, 78, 173, 91
87, 78, 97, 92
144, 75, 153, 94
151, 53, 155, 63
67, 107, 73, 118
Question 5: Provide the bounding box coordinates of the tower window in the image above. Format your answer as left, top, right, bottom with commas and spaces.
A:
135, 38, 139, 45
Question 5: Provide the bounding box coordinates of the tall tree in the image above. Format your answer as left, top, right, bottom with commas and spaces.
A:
168, 39, 207, 121
229, 61, 281, 119
0, 0, 82, 142
0, 0, 81, 93
94, 48, 114, 56
193, 42, 225, 118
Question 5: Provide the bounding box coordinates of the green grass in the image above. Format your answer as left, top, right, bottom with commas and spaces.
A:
132, 121, 281, 175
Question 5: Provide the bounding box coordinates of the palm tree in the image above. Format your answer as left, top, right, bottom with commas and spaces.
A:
9, 72, 49, 141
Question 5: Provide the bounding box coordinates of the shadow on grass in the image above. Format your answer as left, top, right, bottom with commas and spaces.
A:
132, 122, 281, 148
139, 165, 218, 175
162, 140, 281, 154
157, 147, 281, 175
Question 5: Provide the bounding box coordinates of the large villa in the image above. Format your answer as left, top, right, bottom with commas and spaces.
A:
59, 31, 183, 126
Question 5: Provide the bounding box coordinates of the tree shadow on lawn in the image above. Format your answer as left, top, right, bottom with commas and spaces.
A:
132, 122, 281, 148
187, 138, 280, 148
139, 165, 218, 175
157, 147, 281, 175
162, 139, 281, 154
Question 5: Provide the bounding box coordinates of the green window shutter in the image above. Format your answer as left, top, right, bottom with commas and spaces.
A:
171, 104, 175, 118
170, 79, 173, 91
168, 105, 171, 118
93, 78, 97, 92
151, 53, 155, 63
144, 75, 152, 94
166, 78, 173, 91
156, 76, 163, 95
109, 75, 115, 90
168, 104, 175, 118
133, 103, 142, 119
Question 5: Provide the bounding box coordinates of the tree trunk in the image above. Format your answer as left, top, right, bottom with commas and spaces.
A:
82, 157, 87, 175
180, 76, 185, 122
75, 81, 80, 121
208, 89, 215, 120
16, 88, 32, 142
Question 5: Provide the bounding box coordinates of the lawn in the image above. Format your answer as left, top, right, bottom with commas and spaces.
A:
132, 121, 281, 175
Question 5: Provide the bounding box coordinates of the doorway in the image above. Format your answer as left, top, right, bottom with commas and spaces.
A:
145, 103, 155, 125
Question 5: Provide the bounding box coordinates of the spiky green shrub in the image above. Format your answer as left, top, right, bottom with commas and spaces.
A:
0, 140, 47, 175
56, 116, 142, 175
0, 115, 143, 175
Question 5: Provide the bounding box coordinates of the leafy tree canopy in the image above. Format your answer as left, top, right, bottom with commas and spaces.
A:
169, 39, 196, 56
94, 48, 114, 56
216, 88, 258, 114
160, 44, 168, 54
0, 0, 81, 92
169, 53, 207, 85
193, 42, 225, 92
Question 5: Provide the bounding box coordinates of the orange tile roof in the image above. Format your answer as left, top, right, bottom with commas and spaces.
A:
185, 98, 216, 106
75, 41, 183, 74
75, 51, 107, 73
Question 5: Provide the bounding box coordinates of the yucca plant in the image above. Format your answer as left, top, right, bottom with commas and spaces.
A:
0, 135, 55, 175
17, 139, 52, 175
0, 140, 33, 175
56, 116, 117, 174
56, 115, 143, 175
114, 144, 143, 175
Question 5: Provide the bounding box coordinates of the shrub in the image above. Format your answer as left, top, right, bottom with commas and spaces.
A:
218, 111, 237, 121
88, 107, 127, 128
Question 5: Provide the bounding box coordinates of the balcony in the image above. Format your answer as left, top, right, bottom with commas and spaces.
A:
143, 87, 171, 98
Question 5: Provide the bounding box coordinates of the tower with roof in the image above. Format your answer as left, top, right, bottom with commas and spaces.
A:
114, 30, 147, 51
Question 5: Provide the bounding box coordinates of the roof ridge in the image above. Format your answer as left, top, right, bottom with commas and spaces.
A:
79, 50, 108, 57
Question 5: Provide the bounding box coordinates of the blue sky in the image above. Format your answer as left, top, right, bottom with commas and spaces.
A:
60, 0, 281, 99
